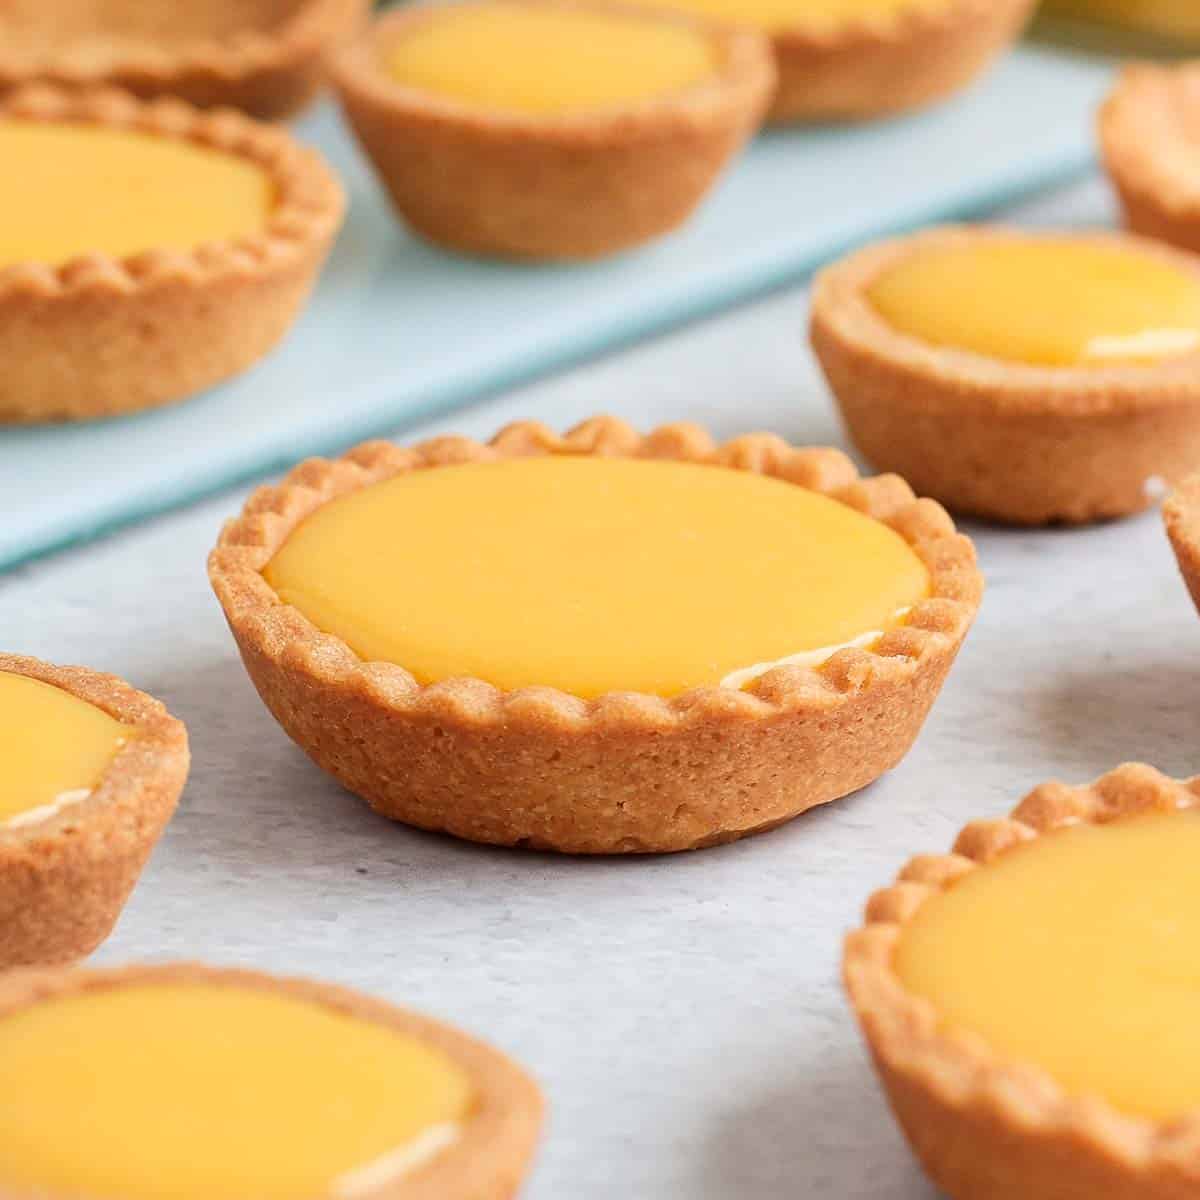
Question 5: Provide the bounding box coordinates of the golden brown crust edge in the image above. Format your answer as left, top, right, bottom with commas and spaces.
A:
0, 85, 345, 424
0, 654, 189, 970
1101, 63, 1200, 256
844, 763, 1200, 1200
330, 1, 776, 261
0, 0, 371, 120
811, 225, 1200, 526
209, 415, 983, 855
769, 0, 1036, 123
0, 961, 543, 1200
1164, 474, 1200, 615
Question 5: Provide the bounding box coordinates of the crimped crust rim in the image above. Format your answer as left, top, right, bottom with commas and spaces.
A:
0, 961, 543, 1200
844, 763, 1200, 1166
770, 0, 1027, 53
330, 0, 777, 143
0, 0, 358, 89
811, 225, 1200, 414
208, 415, 983, 737
0, 84, 345, 302
1101, 63, 1200, 221
0, 652, 189, 851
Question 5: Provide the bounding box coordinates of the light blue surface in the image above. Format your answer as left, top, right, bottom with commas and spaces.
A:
4, 44, 1114, 571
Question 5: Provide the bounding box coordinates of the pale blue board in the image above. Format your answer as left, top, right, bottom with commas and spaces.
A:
2, 45, 1114, 571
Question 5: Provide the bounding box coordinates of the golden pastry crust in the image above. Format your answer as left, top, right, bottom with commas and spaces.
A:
0, 0, 370, 120
1101, 63, 1200, 256
0, 654, 189, 971
767, 0, 1036, 124
844, 763, 1200, 1200
0, 85, 344, 424
329, 1, 775, 261
0, 961, 544, 1200
811, 225, 1200, 526
1164, 474, 1200, 613
209, 415, 983, 855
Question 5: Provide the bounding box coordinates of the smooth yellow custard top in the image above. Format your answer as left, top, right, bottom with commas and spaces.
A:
0, 981, 475, 1200
896, 808, 1200, 1121
0, 670, 127, 826
1044, 0, 1200, 38
0, 122, 274, 270
867, 239, 1200, 367
264, 455, 930, 698
649, 0, 951, 33
382, 4, 718, 116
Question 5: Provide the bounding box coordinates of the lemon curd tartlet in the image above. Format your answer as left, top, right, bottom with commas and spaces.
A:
846, 764, 1200, 1200
0, 0, 370, 119
330, 1, 775, 260
209, 417, 982, 855
0, 85, 343, 423
642, 0, 1035, 122
1102, 64, 1200, 256
812, 226, 1200, 525
0, 963, 542, 1200
0, 654, 188, 970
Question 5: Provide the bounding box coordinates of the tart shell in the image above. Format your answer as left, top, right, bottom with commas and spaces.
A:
209, 416, 983, 855
1101, 64, 1200, 256
0, 86, 344, 424
0, 654, 189, 971
811, 225, 1200, 526
0, 0, 370, 120
844, 763, 1200, 1200
1164, 474, 1200, 613
767, 0, 1036, 124
329, 1, 776, 261
0, 961, 544, 1200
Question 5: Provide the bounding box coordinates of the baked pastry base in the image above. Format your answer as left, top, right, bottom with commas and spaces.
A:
209, 416, 982, 855
1101, 63, 1200, 255
0, 961, 543, 1200
1164, 474, 1200, 614
330, 2, 775, 261
769, 0, 1037, 123
845, 763, 1200, 1200
0, 654, 189, 970
811, 226, 1200, 525
0, 0, 369, 120
0, 86, 344, 424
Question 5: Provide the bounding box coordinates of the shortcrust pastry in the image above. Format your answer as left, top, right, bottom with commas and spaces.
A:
1101, 63, 1200, 255
330, 1, 775, 260
209, 416, 982, 855
0, 653, 188, 969
0, 962, 542, 1200
812, 226, 1200, 525
0, 85, 343, 423
641, 0, 1036, 122
845, 763, 1200, 1200
1164, 473, 1200, 613
0, 0, 370, 119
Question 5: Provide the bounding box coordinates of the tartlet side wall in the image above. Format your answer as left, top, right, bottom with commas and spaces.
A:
770, 0, 1036, 122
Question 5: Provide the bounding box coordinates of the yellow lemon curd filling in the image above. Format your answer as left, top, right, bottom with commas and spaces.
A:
263, 455, 930, 698
0, 670, 128, 828
896, 808, 1200, 1121
1044, 0, 1200, 38
0, 121, 274, 270
649, 0, 951, 33
382, 4, 718, 117
0, 981, 475, 1200
868, 239, 1200, 367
